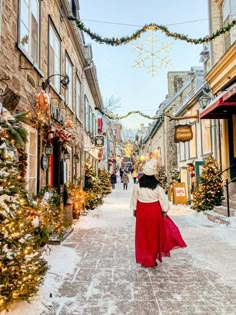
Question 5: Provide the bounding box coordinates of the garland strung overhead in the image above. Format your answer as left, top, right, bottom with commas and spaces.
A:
95, 107, 162, 120
68, 16, 236, 46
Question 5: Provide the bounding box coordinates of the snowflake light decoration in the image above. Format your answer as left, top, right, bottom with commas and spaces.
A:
132, 29, 173, 76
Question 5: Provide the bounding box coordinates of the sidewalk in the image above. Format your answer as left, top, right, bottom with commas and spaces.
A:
3, 180, 236, 315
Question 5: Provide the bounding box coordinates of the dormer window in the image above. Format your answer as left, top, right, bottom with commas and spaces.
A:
222, 0, 236, 50
67, 0, 79, 18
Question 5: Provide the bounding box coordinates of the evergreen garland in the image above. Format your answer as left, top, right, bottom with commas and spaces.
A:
68, 16, 236, 46
95, 107, 163, 120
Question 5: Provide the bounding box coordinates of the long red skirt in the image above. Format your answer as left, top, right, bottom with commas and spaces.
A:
135, 201, 187, 267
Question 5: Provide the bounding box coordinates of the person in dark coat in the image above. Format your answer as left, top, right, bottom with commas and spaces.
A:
110, 172, 117, 189
120, 167, 124, 182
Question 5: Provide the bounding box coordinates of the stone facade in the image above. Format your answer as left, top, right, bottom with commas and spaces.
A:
142, 68, 204, 182
0, 0, 103, 195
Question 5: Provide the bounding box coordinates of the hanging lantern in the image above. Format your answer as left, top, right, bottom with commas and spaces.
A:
45, 142, 54, 155
174, 124, 193, 143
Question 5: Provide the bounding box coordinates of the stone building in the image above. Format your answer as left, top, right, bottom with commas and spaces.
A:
0, 0, 103, 197
142, 68, 200, 179
199, 0, 236, 215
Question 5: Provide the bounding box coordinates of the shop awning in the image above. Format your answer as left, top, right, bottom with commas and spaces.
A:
200, 84, 236, 119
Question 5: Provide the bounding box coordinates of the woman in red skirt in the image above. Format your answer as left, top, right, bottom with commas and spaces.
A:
130, 159, 186, 267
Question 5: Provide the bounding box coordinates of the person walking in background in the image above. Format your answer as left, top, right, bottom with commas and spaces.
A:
122, 171, 129, 190
131, 169, 138, 183
110, 172, 117, 189
120, 167, 124, 182
130, 159, 186, 268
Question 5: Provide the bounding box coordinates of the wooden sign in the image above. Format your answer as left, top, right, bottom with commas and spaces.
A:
174, 124, 193, 143
173, 183, 187, 205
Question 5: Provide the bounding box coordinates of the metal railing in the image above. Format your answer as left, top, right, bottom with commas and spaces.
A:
202, 163, 236, 217
225, 176, 236, 217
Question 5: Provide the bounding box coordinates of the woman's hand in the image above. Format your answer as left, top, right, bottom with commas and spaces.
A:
133, 210, 136, 217
162, 212, 167, 217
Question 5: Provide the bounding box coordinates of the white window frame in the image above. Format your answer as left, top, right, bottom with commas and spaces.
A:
49, 21, 61, 92
84, 95, 90, 131
24, 124, 38, 195
65, 55, 73, 110
222, 0, 236, 49
75, 75, 81, 119
18, 0, 40, 64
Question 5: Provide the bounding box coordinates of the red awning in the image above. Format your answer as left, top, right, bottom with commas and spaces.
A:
200, 84, 236, 119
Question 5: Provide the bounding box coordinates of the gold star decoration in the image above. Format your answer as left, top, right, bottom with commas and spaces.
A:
132, 30, 173, 76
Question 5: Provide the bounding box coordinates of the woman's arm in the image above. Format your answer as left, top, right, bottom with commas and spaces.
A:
130, 184, 138, 211
158, 186, 170, 213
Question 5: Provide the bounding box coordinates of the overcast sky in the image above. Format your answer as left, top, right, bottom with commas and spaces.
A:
79, 0, 209, 128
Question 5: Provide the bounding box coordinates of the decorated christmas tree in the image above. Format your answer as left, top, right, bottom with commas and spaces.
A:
157, 166, 167, 191
68, 183, 87, 218
0, 110, 47, 311
193, 154, 223, 211
84, 161, 103, 210
98, 168, 112, 197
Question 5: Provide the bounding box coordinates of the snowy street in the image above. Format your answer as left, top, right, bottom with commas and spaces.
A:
4, 180, 236, 315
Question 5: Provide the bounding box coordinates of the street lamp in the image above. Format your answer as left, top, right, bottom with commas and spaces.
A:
199, 89, 212, 109
63, 147, 70, 160
42, 74, 70, 90
45, 142, 53, 155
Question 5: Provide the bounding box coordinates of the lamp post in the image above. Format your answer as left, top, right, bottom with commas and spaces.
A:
42, 74, 70, 90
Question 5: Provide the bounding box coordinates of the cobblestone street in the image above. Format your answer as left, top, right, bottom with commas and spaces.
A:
45, 182, 236, 315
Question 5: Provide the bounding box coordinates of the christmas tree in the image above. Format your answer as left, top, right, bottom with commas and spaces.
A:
98, 169, 112, 197
0, 110, 48, 311
170, 168, 180, 183
157, 166, 167, 191
68, 183, 87, 218
193, 154, 223, 211
84, 161, 103, 210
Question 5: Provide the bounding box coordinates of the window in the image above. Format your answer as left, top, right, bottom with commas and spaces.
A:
179, 142, 186, 161
19, 0, 40, 64
189, 123, 197, 158
84, 95, 90, 131
49, 22, 61, 92
223, 0, 236, 50
89, 107, 93, 134
201, 119, 212, 155
67, 0, 78, 17
65, 55, 73, 109
75, 76, 81, 119
25, 125, 38, 195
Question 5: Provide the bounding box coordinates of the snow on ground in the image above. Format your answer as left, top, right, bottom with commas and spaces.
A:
1, 246, 80, 315
1, 178, 236, 314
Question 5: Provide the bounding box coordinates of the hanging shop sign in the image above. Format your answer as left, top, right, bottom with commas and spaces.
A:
174, 124, 193, 143
41, 154, 48, 170
50, 104, 64, 124
95, 135, 104, 147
